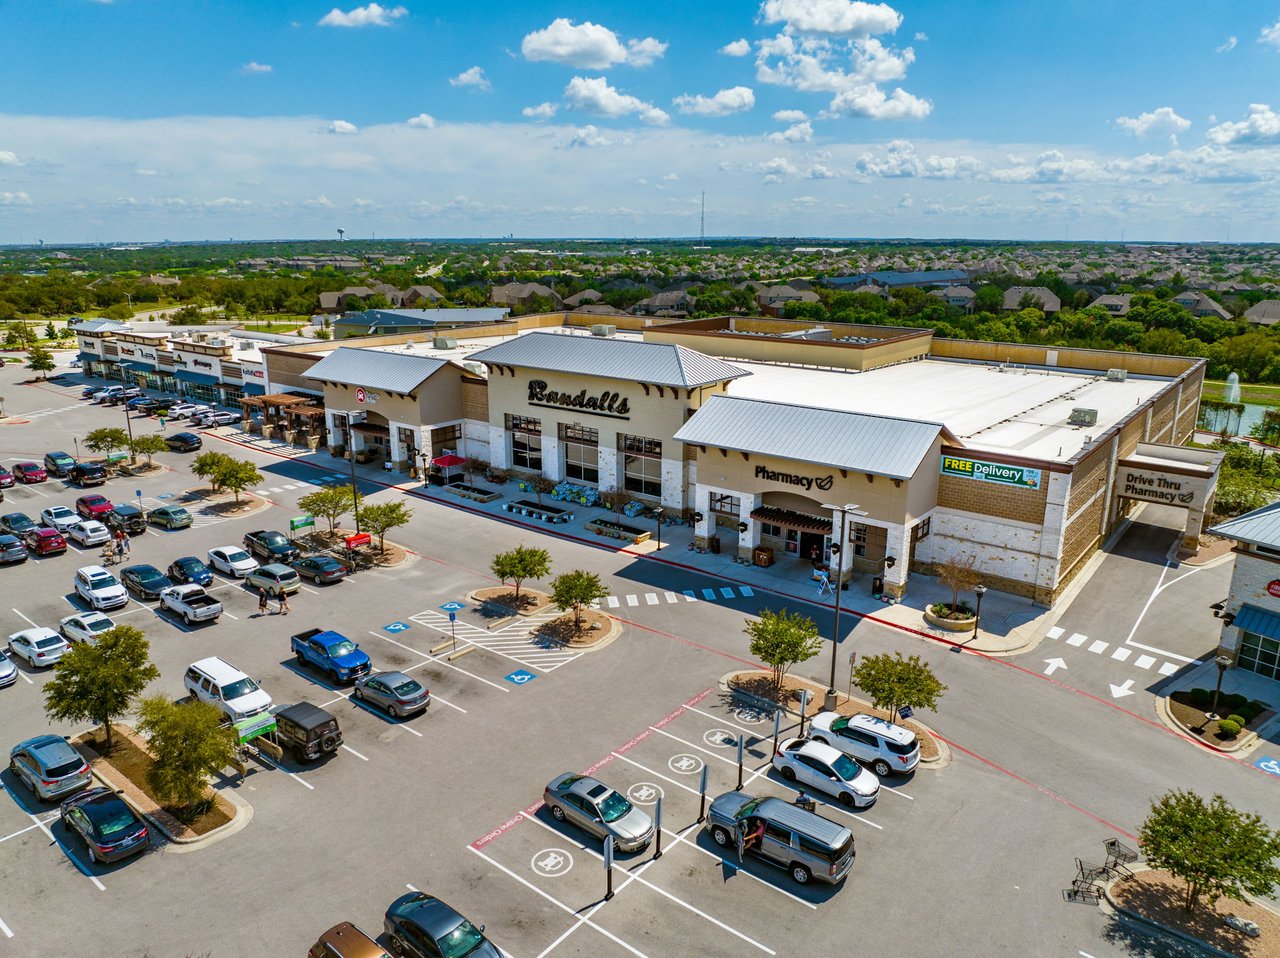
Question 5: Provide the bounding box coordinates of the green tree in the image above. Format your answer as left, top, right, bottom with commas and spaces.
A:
851, 652, 947, 721
4, 321, 36, 347
215, 458, 263, 506
191, 451, 234, 492
136, 696, 236, 813
491, 545, 551, 604
744, 608, 822, 691
42, 625, 159, 750
297, 483, 361, 534
129, 433, 169, 467
973, 285, 1004, 314
83, 426, 131, 459
355, 500, 413, 552
44, 321, 57, 340
99, 302, 133, 320
550, 569, 610, 631
1139, 789, 1280, 913
24, 345, 56, 379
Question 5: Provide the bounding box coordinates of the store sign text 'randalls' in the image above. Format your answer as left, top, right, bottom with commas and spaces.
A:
527, 379, 630, 419
754, 465, 834, 492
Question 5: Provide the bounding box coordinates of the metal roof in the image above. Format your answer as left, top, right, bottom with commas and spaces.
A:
1233, 604, 1280, 641
1209, 500, 1280, 548
674, 394, 950, 479
71, 319, 131, 333
304, 346, 446, 395
340, 307, 508, 328
469, 332, 749, 387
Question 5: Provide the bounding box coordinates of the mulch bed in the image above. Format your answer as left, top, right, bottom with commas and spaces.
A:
77, 727, 234, 837
1167, 690, 1273, 743
473, 587, 552, 614
729, 672, 940, 761
303, 527, 409, 568
536, 609, 615, 647
1112, 869, 1280, 958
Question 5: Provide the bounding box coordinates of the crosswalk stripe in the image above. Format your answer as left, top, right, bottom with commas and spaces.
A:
740, 586, 754, 596
682, 591, 697, 601
1046, 626, 1064, 639
664, 591, 680, 603
1111, 647, 1132, 662
1158, 662, 1179, 676
645, 593, 659, 605
701, 588, 716, 600
625, 595, 639, 607
1134, 654, 1156, 670
1087, 640, 1108, 654
719, 587, 735, 599
1065, 633, 1087, 647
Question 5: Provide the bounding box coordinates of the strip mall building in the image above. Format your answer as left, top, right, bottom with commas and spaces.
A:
254, 314, 1216, 606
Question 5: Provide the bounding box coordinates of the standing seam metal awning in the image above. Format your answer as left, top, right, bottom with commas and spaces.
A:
1234, 605, 1280, 641
175, 369, 220, 386
120, 361, 155, 372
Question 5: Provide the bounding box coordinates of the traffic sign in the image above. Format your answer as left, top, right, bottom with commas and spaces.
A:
440, 601, 465, 612
448, 612, 456, 622
504, 669, 537, 685
135, 489, 142, 498
898, 706, 914, 720
383, 622, 410, 633
355, 387, 367, 404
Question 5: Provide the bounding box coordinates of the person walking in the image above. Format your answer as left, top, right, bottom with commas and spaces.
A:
257, 588, 269, 616
120, 532, 131, 559
277, 591, 290, 616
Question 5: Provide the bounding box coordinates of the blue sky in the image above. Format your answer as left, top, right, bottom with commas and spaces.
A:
2, 0, 1278, 242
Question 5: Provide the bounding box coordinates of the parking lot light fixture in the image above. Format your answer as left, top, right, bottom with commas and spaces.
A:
973, 584, 987, 642
653, 506, 664, 550
1210, 653, 1234, 719
122, 397, 137, 464
822, 502, 865, 711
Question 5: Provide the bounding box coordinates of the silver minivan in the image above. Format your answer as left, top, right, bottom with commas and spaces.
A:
705, 793, 855, 885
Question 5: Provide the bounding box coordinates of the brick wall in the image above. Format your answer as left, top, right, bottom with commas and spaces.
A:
936, 471, 1048, 524
1221, 548, 1280, 658
461, 377, 488, 421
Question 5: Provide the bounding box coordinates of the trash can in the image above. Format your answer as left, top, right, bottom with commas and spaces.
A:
709, 535, 721, 554
871, 575, 884, 595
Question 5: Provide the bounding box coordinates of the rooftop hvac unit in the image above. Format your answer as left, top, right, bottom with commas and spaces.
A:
1068, 407, 1099, 426
432, 336, 457, 349
462, 362, 485, 375
1106, 368, 1128, 382
208, 338, 228, 347
591, 324, 617, 337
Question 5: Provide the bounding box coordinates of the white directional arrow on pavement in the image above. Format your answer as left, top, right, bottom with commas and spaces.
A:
1043, 657, 1067, 676
1109, 679, 1136, 698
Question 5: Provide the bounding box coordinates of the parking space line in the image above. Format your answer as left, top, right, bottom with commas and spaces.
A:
656, 827, 817, 910
222, 611, 239, 620
468, 846, 652, 958
300, 585, 320, 595
683, 704, 794, 739
10, 793, 106, 891
0, 821, 44, 845
347, 697, 425, 736
648, 726, 742, 766
340, 744, 369, 761
255, 752, 316, 789
368, 631, 510, 692
10, 608, 38, 627
610, 753, 701, 796
0, 913, 10, 938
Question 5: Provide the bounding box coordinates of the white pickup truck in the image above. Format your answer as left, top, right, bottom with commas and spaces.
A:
158, 584, 223, 625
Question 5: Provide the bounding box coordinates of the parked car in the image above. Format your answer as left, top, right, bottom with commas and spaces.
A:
168, 402, 206, 419
92, 386, 124, 404
13, 462, 47, 483
247, 562, 302, 597
74, 565, 129, 610
207, 546, 259, 577
66, 520, 111, 547
201, 411, 238, 427
808, 711, 921, 777
771, 737, 880, 808
59, 611, 116, 644
7, 628, 71, 668
148, 505, 193, 530
270, 702, 343, 762
383, 894, 505, 958
0, 467, 12, 489
120, 563, 174, 600
131, 398, 166, 414
124, 394, 153, 408
352, 671, 430, 718
290, 628, 371, 684
40, 506, 80, 532
69, 462, 108, 487
106, 503, 147, 535
309, 922, 391, 958
0, 649, 17, 688
75, 494, 113, 520
704, 793, 855, 885
158, 584, 222, 624
0, 512, 37, 536
165, 431, 202, 452
292, 554, 348, 584
183, 656, 272, 722
243, 529, 301, 563
81, 384, 107, 399
0, 534, 28, 564
24, 527, 68, 556
9, 735, 91, 801
60, 787, 150, 864
188, 408, 220, 425
543, 773, 655, 852
42, 451, 77, 478
167, 556, 213, 586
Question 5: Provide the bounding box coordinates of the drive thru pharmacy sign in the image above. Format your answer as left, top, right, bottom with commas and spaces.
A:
941, 455, 1042, 490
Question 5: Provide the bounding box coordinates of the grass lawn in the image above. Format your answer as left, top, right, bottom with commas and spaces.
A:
1202, 379, 1280, 408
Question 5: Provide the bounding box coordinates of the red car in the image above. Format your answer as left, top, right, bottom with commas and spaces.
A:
13, 462, 47, 484
23, 527, 67, 556
75, 494, 114, 520
0, 466, 13, 488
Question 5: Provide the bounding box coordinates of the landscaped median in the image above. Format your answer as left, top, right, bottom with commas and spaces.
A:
468, 584, 622, 652
1158, 686, 1275, 753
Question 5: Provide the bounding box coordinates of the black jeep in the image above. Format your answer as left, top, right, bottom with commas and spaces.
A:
270, 702, 343, 762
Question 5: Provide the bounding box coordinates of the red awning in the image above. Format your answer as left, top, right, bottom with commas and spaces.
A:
432, 454, 467, 468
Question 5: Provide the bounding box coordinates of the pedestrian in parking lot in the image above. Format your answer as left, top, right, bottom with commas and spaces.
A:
277, 592, 290, 615
120, 533, 131, 558
257, 588, 269, 616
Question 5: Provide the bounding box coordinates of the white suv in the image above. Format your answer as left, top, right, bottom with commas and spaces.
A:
808, 712, 921, 777
170, 402, 208, 419
73, 565, 129, 611
183, 656, 272, 722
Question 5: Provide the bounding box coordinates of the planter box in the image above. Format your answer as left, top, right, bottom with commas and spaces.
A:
445, 482, 502, 504
923, 608, 977, 632
585, 519, 652, 545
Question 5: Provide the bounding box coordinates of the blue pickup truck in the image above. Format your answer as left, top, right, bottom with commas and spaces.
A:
290, 628, 372, 685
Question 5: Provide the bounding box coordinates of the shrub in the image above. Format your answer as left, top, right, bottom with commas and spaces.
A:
1227, 714, 1247, 728
1225, 693, 1248, 710
1187, 688, 1212, 708
1217, 719, 1241, 737
1238, 702, 1264, 722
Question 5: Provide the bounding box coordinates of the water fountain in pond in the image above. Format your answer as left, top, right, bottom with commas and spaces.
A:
1225, 372, 1241, 405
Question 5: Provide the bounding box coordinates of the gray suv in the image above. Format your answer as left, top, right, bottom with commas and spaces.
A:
705, 792, 855, 885
9, 735, 92, 801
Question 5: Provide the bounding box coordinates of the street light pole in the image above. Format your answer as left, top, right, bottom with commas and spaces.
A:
1209, 653, 1233, 719
346, 417, 361, 533
973, 584, 987, 642
653, 506, 664, 550
822, 502, 864, 711
122, 396, 136, 464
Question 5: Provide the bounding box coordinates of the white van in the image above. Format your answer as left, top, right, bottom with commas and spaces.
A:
183, 656, 272, 722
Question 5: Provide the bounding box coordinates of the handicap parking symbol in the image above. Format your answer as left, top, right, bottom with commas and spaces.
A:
383, 621, 410, 633
1255, 756, 1280, 778
505, 669, 537, 686
440, 601, 466, 613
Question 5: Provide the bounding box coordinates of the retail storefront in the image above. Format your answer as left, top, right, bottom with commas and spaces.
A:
1209, 504, 1280, 685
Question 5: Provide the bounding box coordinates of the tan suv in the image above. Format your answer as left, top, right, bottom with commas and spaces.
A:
309, 922, 390, 958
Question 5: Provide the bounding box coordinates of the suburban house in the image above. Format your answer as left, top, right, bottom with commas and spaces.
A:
563, 289, 602, 308
825, 269, 969, 289
319, 286, 376, 313
1172, 290, 1232, 320
1003, 286, 1061, 313
1245, 300, 1280, 327
930, 285, 977, 312
632, 290, 696, 317
490, 282, 563, 310
1089, 293, 1133, 316
756, 284, 822, 317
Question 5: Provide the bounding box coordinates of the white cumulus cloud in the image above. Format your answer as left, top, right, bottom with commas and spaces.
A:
0, 192, 31, 206
759, 0, 903, 36
521, 18, 666, 68
673, 86, 756, 116
327, 119, 359, 135
721, 38, 751, 56
522, 102, 558, 120
406, 113, 436, 129
772, 109, 808, 122
1207, 103, 1280, 145
1261, 18, 1280, 49
450, 66, 491, 91
303, 195, 336, 208
560, 125, 626, 149
1216, 36, 1237, 53
767, 120, 813, 142
854, 139, 980, 178
564, 76, 669, 125
319, 3, 406, 27
0, 151, 21, 166
240, 62, 273, 75
1115, 106, 1190, 138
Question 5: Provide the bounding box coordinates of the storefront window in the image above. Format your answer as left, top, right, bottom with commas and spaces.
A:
620, 435, 662, 497
1239, 632, 1280, 680
710, 493, 740, 515
431, 424, 461, 453
852, 524, 868, 558
561, 423, 599, 484
761, 523, 782, 538
508, 415, 542, 471
222, 385, 244, 405
181, 382, 221, 405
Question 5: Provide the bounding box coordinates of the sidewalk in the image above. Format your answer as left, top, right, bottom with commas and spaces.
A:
1154, 657, 1280, 757
208, 425, 1056, 655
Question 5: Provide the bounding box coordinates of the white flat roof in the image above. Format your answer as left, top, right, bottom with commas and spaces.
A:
362, 327, 645, 376
728, 359, 1171, 462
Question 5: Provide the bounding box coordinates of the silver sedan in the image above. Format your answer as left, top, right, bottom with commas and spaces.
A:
351, 671, 430, 718
543, 773, 655, 852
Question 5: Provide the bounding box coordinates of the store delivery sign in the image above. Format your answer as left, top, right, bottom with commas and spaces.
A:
941, 456, 1041, 490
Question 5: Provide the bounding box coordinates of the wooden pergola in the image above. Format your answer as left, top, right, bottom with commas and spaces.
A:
239, 393, 327, 445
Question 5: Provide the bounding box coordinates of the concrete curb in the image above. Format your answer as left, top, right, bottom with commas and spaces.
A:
465, 588, 554, 628
549, 612, 624, 654
1101, 869, 1249, 958
717, 670, 952, 770
1153, 694, 1262, 756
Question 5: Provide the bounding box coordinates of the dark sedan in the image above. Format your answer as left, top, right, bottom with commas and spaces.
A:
60, 787, 150, 864
167, 556, 213, 587
165, 432, 202, 452
0, 512, 36, 536
292, 555, 348, 584
384, 893, 503, 958
120, 564, 173, 600
23, 527, 67, 556
13, 462, 47, 483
